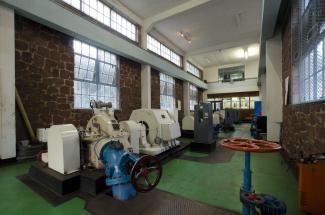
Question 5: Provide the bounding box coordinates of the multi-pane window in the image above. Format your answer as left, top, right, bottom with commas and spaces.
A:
208, 96, 259, 110
160, 73, 175, 110
218, 66, 245, 82
60, 0, 137, 41
73, 40, 119, 109
189, 84, 198, 111
147, 35, 182, 67
187, 62, 200, 78
301, 39, 324, 101
298, 0, 325, 102
63, 0, 80, 9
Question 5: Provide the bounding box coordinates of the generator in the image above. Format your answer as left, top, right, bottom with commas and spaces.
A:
42, 100, 162, 200
129, 108, 181, 155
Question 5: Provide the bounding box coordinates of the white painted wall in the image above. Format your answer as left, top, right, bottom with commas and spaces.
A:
265, 33, 283, 142
0, 5, 16, 159
204, 59, 259, 94
207, 79, 259, 94
203, 59, 259, 83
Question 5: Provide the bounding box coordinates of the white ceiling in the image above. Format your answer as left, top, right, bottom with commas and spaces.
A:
190, 43, 260, 67
118, 0, 262, 68
118, 0, 191, 19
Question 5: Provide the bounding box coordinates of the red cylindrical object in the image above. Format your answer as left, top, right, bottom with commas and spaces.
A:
299, 162, 325, 215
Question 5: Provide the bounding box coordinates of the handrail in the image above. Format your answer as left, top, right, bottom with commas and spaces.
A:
206, 77, 258, 84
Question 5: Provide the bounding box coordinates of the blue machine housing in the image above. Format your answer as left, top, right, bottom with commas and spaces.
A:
99, 140, 139, 200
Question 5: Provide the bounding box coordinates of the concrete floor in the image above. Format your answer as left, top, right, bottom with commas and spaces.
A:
0, 124, 305, 215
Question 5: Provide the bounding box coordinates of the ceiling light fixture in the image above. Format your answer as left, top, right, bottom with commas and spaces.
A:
244, 49, 248, 59
176, 31, 192, 44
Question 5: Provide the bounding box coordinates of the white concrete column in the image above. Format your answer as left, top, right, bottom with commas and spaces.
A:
202, 91, 208, 102
265, 33, 283, 142
183, 54, 188, 71
183, 81, 190, 116
0, 5, 16, 159
140, 29, 152, 108
140, 29, 147, 50
141, 64, 151, 108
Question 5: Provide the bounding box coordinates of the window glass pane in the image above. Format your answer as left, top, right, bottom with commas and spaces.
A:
73, 39, 119, 109
316, 72, 323, 99
187, 62, 200, 77
160, 73, 175, 110
63, 0, 81, 9
63, 0, 137, 41
147, 35, 182, 67
219, 66, 245, 82
231, 97, 240, 109
223, 98, 231, 109
249, 96, 259, 109
189, 84, 198, 111
240, 97, 249, 109
317, 40, 323, 72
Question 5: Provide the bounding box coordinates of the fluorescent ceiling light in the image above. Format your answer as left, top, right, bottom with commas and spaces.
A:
235, 49, 245, 58
248, 47, 259, 56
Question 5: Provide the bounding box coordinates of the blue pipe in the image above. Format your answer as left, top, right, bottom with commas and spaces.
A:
100, 141, 139, 200
242, 152, 254, 215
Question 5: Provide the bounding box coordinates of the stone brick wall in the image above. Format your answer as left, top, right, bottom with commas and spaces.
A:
281, 11, 325, 159
15, 15, 141, 142
151, 68, 161, 109
117, 57, 141, 120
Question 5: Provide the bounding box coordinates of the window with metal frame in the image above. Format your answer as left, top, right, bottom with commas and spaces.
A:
218, 66, 245, 82
187, 62, 200, 78
296, 0, 325, 103
189, 84, 198, 111
60, 0, 137, 42
160, 73, 175, 110
73, 40, 119, 109
147, 35, 182, 67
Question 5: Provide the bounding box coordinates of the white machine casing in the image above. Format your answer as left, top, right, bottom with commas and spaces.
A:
182, 115, 194, 131
129, 109, 181, 155
48, 124, 80, 174
84, 106, 131, 169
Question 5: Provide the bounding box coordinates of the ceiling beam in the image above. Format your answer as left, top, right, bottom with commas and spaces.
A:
258, 0, 282, 76
143, 0, 211, 32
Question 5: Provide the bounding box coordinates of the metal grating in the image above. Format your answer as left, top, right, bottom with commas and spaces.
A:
292, 0, 325, 103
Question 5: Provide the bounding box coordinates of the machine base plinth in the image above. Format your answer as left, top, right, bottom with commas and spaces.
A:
28, 163, 80, 196
181, 130, 194, 138
80, 169, 107, 196
190, 140, 217, 152
140, 141, 181, 156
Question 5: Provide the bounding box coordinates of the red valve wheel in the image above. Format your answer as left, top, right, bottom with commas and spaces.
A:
219, 138, 281, 153
130, 155, 162, 193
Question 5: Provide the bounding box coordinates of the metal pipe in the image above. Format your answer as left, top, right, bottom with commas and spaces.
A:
15, 87, 36, 140
242, 151, 254, 215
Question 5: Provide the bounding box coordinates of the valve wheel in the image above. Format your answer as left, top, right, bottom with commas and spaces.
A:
130, 155, 162, 193
219, 138, 281, 153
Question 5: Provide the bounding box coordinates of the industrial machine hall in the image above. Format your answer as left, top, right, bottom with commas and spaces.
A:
0, 0, 325, 214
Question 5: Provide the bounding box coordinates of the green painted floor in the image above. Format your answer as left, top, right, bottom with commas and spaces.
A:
0, 124, 305, 215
